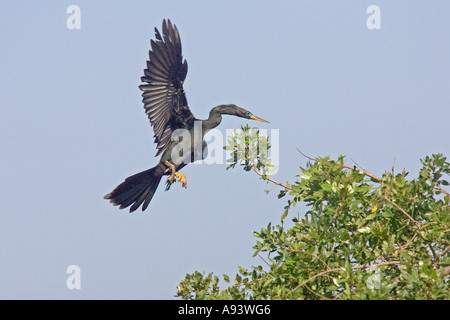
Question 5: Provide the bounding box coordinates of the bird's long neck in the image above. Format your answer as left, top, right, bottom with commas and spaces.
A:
202, 104, 239, 131
201, 106, 223, 131
202, 104, 241, 132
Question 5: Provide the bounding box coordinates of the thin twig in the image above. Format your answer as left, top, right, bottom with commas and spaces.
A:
282, 247, 331, 270
350, 158, 382, 181
350, 158, 367, 172
428, 244, 437, 260
286, 261, 401, 298
257, 253, 271, 268
399, 232, 417, 251
296, 148, 317, 161
304, 284, 332, 300
391, 157, 396, 175
382, 196, 421, 227
436, 183, 450, 197
253, 163, 291, 190
442, 243, 450, 256
342, 164, 381, 181
296, 148, 381, 181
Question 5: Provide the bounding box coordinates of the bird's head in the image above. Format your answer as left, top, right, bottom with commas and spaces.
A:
244, 110, 269, 123
217, 104, 269, 123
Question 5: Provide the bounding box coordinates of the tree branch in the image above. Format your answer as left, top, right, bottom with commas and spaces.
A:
296, 148, 381, 181
399, 232, 417, 251
296, 148, 316, 162
286, 261, 401, 298
342, 164, 381, 181
252, 163, 292, 190
436, 183, 450, 197
382, 196, 422, 228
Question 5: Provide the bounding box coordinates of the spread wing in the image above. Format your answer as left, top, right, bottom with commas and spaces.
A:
139, 19, 196, 156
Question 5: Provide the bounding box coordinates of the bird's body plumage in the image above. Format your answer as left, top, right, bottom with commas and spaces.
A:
105, 19, 268, 212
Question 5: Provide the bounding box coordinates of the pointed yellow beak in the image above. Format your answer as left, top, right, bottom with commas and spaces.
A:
249, 115, 269, 123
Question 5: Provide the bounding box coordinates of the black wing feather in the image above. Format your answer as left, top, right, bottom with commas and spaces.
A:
139, 19, 195, 156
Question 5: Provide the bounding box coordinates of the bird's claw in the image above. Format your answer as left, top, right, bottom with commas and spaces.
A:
165, 160, 187, 188
174, 172, 187, 188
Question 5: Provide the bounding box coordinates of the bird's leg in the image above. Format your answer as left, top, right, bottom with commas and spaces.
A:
164, 161, 187, 188
164, 160, 176, 184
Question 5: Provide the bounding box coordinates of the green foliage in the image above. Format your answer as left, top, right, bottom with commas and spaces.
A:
224, 124, 275, 178
176, 127, 450, 300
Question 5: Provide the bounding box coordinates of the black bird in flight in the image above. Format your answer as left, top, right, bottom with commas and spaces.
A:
104, 19, 268, 212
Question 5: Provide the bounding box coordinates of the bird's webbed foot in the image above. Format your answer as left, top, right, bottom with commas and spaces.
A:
164, 161, 187, 190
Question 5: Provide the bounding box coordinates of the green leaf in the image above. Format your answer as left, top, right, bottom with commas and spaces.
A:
238, 264, 246, 276
281, 209, 289, 221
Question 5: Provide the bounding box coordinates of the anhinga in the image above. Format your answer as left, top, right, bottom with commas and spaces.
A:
104, 19, 268, 212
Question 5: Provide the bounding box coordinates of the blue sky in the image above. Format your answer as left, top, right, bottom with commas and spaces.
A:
0, 1, 449, 299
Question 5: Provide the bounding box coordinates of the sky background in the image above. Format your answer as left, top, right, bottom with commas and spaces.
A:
0, 1, 449, 299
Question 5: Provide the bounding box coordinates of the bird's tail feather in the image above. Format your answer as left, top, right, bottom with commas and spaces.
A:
104, 167, 162, 212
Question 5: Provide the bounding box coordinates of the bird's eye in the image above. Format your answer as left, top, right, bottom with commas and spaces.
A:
245, 111, 252, 117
